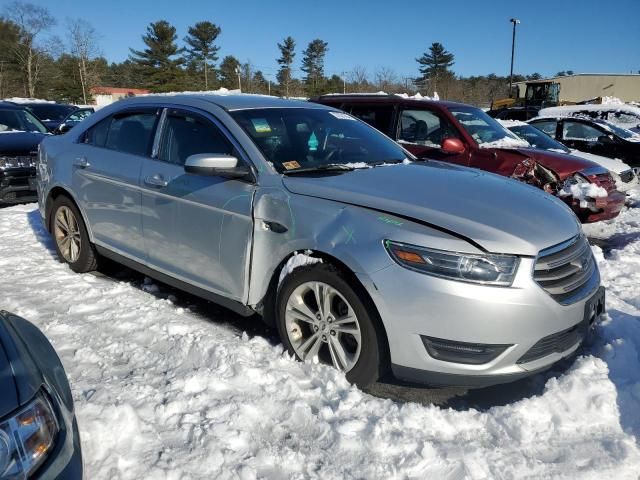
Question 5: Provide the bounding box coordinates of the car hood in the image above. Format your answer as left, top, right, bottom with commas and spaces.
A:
512, 148, 602, 179
568, 149, 631, 174
282, 161, 579, 256
0, 321, 19, 418
0, 131, 47, 155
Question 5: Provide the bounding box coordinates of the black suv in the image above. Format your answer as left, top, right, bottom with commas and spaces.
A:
0, 103, 48, 204
4, 101, 78, 131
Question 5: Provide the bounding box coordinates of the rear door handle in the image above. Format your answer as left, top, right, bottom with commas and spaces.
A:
73, 157, 90, 168
144, 174, 168, 188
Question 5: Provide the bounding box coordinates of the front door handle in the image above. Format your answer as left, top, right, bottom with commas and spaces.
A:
144, 174, 168, 188
73, 157, 90, 168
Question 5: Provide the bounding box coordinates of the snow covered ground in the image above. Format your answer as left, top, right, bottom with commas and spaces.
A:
1, 195, 640, 479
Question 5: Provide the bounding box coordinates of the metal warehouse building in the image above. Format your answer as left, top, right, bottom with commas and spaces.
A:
516, 73, 640, 103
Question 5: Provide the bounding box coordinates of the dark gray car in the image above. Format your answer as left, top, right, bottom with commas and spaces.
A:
0, 311, 82, 479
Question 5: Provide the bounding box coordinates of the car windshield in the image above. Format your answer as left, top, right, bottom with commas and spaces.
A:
508, 124, 570, 153
594, 119, 639, 140
26, 104, 76, 122
231, 107, 408, 173
447, 106, 529, 148
0, 108, 48, 133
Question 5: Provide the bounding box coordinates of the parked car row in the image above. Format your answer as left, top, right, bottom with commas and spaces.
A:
36, 94, 608, 391
0, 101, 94, 205
311, 94, 630, 223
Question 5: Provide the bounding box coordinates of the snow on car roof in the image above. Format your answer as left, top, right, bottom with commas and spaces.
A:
497, 119, 529, 128
3, 97, 56, 104
540, 103, 640, 118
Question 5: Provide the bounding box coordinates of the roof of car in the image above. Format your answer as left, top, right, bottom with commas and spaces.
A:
312, 93, 470, 109
128, 93, 328, 111
0, 102, 24, 110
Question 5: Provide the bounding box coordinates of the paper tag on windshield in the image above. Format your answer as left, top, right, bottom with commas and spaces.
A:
251, 118, 271, 133
328, 111, 355, 120
282, 161, 301, 170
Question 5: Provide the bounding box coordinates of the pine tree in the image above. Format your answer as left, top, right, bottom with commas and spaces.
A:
129, 20, 184, 91
416, 42, 455, 93
276, 36, 295, 97
184, 21, 221, 90
219, 55, 240, 90
301, 39, 328, 95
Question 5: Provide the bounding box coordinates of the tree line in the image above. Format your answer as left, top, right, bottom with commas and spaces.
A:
1, 1, 547, 106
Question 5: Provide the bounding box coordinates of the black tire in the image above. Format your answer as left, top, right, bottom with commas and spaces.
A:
50, 195, 98, 273
276, 262, 388, 387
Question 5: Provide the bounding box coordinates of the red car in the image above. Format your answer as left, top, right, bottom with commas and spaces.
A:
312, 94, 624, 223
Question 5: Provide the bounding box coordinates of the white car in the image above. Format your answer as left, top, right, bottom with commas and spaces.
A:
499, 120, 638, 193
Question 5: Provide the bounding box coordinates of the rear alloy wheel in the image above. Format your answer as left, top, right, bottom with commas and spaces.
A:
51, 196, 98, 273
54, 206, 81, 263
277, 263, 387, 386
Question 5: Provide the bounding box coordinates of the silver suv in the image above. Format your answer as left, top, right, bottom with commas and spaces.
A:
36, 95, 605, 388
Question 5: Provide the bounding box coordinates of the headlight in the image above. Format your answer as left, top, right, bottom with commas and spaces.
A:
0, 156, 37, 170
0, 392, 59, 479
385, 240, 519, 286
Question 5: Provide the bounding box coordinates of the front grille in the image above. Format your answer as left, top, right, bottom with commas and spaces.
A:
534, 235, 597, 304
0, 155, 37, 169
620, 170, 635, 184
517, 319, 587, 364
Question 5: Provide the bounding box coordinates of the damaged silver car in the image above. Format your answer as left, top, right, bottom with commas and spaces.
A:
37, 95, 604, 388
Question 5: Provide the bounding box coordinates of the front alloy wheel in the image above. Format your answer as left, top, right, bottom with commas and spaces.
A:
285, 281, 362, 372
276, 263, 387, 386
50, 195, 98, 273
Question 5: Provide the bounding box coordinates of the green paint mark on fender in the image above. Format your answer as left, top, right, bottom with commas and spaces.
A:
378, 216, 404, 226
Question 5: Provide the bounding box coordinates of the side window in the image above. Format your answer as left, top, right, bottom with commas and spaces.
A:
398, 109, 458, 147
158, 110, 233, 166
347, 105, 394, 135
562, 121, 603, 141
531, 120, 557, 136
103, 111, 158, 156
84, 117, 111, 147
68, 110, 91, 122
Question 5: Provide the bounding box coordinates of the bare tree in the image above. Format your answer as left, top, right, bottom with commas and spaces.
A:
3, 1, 55, 97
374, 67, 397, 92
67, 18, 101, 104
348, 65, 368, 92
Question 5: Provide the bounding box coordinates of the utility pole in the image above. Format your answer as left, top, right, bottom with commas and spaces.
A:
235, 66, 242, 92
509, 18, 521, 98
341, 71, 346, 94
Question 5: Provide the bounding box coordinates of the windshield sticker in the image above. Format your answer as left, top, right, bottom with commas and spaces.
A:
282, 161, 301, 170
251, 118, 271, 133
328, 111, 356, 121
308, 132, 319, 151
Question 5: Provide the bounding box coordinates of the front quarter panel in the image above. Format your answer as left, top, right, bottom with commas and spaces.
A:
248, 185, 483, 307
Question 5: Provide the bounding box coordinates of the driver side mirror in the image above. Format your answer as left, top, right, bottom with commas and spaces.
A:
441, 137, 466, 155
597, 134, 614, 144
184, 154, 251, 179
55, 123, 71, 135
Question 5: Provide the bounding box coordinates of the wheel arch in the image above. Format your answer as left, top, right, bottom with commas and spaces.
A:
259, 249, 390, 363
45, 186, 93, 241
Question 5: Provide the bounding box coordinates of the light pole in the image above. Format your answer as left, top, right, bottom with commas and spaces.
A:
235, 66, 242, 92
509, 18, 520, 98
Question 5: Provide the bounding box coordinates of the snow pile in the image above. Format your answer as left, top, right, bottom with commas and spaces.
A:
394, 91, 440, 101
141, 88, 242, 97
600, 96, 625, 105
540, 103, 640, 120
1, 202, 640, 478
497, 119, 528, 128
278, 250, 322, 285
3, 97, 55, 104
559, 181, 608, 210
478, 135, 530, 149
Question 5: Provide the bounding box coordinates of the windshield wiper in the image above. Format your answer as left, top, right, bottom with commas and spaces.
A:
282, 163, 357, 175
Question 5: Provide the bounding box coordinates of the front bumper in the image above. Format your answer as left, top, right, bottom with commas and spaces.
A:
362, 257, 602, 388
0, 167, 38, 204
581, 190, 626, 223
